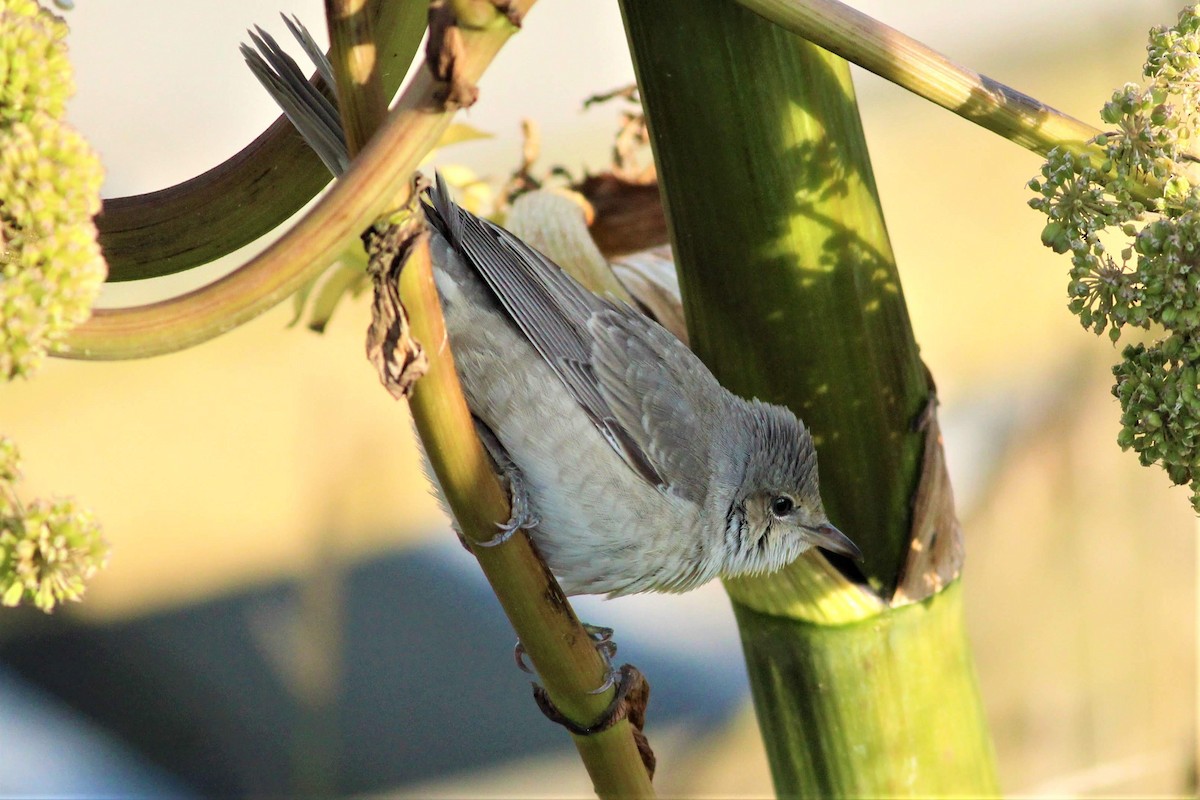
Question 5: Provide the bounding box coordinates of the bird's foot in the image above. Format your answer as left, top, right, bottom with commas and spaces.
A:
478, 460, 539, 548
584, 624, 619, 694
514, 639, 535, 675
473, 419, 540, 548
513, 622, 620, 694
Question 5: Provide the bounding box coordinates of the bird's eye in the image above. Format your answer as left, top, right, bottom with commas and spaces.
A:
770, 495, 794, 517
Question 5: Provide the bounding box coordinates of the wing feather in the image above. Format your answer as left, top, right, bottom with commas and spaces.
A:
587, 309, 725, 504
426, 177, 667, 490
425, 175, 723, 501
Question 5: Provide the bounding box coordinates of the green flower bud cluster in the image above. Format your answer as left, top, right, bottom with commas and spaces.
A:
0, 436, 108, 612
1031, 6, 1200, 509
1112, 334, 1200, 510
0, 0, 71, 123
0, 0, 105, 379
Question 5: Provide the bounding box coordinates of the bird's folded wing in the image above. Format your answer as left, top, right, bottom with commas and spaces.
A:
425, 178, 671, 492
587, 309, 722, 505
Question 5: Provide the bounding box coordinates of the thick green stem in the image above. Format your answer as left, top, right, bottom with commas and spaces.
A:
736, 582, 997, 795
621, 0, 927, 590
620, 0, 998, 794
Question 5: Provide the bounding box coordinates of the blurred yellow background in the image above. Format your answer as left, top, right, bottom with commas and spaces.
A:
1, 1, 1195, 797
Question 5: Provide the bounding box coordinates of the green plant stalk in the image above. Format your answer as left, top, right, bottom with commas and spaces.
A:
97, 0, 425, 282
56, 4, 519, 361
737, 0, 1100, 156
325, 7, 652, 795
736, 582, 995, 795
399, 235, 655, 798
622, 0, 926, 590
620, 0, 998, 794
325, 0, 388, 156
733, 0, 1162, 206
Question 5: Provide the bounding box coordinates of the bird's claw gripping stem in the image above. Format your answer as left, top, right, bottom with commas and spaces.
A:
584, 624, 619, 694
514, 622, 620, 694
478, 462, 538, 547
473, 419, 539, 548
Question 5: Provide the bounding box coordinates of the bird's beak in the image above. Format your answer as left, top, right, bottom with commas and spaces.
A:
805, 522, 864, 561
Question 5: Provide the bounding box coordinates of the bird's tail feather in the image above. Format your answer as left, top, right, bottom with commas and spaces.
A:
424, 172, 465, 250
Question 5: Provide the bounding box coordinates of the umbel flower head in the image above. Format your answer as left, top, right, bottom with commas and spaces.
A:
0, 0, 105, 379
0, 436, 108, 612
1030, 5, 1200, 510
0, 0, 72, 124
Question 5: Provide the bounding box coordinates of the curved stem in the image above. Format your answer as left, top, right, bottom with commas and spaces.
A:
57, 9, 511, 360
97, 0, 425, 282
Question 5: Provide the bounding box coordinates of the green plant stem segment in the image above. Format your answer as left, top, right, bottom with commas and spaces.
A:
399, 235, 654, 798
323, 6, 653, 795
325, 0, 388, 157
736, 582, 996, 795
733, 0, 1104, 165
97, 0, 424, 282
735, 0, 1160, 208
56, 2, 525, 361
620, 0, 998, 794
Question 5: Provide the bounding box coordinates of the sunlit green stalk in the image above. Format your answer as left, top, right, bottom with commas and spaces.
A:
622, 0, 926, 588
736, 583, 995, 795
325, 0, 388, 156
734, 0, 1164, 207
734, 0, 1102, 161
326, 5, 654, 795
400, 235, 654, 798
620, 0, 998, 794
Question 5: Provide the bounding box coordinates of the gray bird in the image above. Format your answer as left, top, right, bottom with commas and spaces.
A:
424, 176, 860, 597
239, 21, 858, 595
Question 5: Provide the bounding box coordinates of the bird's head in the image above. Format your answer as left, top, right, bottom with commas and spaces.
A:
721, 400, 861, 578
